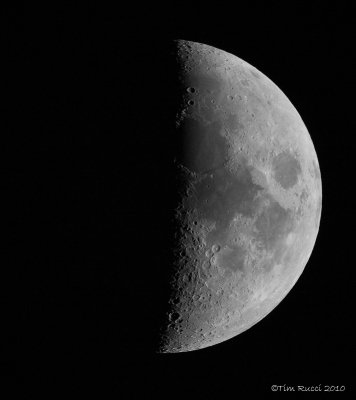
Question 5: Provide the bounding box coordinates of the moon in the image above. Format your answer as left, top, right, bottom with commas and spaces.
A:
157, 40, 322, 353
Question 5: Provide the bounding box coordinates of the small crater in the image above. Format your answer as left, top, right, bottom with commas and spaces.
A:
212, 244, 220, 253
186, 87, 196, 93
168, 312, 181, 322
205, 249, 213, 258
210, 255, 218, 265
188, 99, 195, 106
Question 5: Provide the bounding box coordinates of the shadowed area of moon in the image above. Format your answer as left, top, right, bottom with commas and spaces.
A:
153, 40, 322, 353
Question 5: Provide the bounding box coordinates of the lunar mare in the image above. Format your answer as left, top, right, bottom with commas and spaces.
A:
158, 40, 322, 353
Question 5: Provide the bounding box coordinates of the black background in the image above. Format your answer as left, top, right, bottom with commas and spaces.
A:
1, 3, 354, 395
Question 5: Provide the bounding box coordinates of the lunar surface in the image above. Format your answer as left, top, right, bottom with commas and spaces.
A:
158, 40, 322, 353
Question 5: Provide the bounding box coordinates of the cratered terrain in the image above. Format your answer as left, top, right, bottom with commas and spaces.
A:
149, 40, 323, 353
